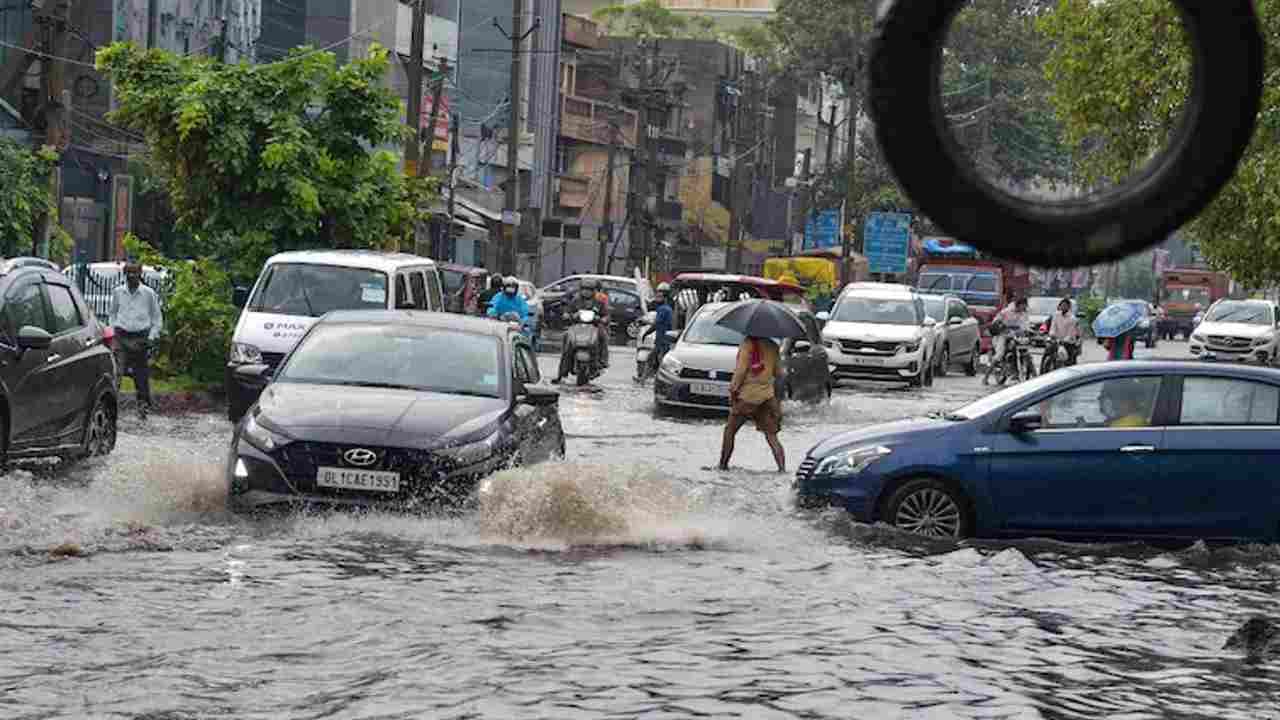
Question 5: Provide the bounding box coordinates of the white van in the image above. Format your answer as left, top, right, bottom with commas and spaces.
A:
225, 250, 446, 420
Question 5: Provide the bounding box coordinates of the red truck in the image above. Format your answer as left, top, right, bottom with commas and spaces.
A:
1158, 267, 1236, 340
913, 240, 1030, 352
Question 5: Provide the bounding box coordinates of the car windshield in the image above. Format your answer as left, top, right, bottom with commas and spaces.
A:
917, 273, 951, 291
947, 370, 1073, 420
1204, 301, 1273, 325
831, 296, 920, 325
1027, 297, 1060, 315
279, 324, 503, 397
922, 297, 945, 321
1166, 286, 1212, 305
248, 263, 389, 317
440, 270, 465, 295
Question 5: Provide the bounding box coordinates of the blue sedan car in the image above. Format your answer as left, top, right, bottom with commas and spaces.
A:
796, 361, 1280, 541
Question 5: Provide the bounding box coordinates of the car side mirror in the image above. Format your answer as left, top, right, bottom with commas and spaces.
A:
16, 325, 51, 351
815, 311, 831, 322
949, 316, 963, 326
234, 363, 272, 382
520, 386, 559, 407
232, 286, 250, 308
664, 330, 680, 342
1008, 409, 1043, 434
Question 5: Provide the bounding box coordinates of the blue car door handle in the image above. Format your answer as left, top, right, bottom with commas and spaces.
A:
1120, 444, 1156, 453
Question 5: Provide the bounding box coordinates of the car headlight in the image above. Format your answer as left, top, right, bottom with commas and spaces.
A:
229, 342, 262, 364
1191, 333, 1205, 343
901, 340, 921, 353
439, 432, 500, 466
242, 413, 288, 452
660, 354, 683, 375
814, 445, 892, 477
1253, 336, 1273, 347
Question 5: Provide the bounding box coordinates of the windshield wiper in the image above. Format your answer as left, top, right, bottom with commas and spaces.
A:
337, 380, 419, 391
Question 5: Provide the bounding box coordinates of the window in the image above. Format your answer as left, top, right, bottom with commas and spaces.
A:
1031, 377, 1163, 430
4, 282, 48, 337
409, 272, 428, 310
395, 274, 416, 309
424, 269, 444, 311
1180, 377, 1279, 425
248, 264, 388, 316
514, 344, 540, 385
948, 301, 969, 321
46, 285, 84, 334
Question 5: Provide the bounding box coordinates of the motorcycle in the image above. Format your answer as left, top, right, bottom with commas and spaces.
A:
992, 330, 1037, 386
498, 312, 535, 343
631, 311, 659, 383
1039, 336, 1080, 375
565, 309, 604, 386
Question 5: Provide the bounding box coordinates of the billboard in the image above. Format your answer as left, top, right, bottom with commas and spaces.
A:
803, 209, 841, 249
864, 211, 912, 275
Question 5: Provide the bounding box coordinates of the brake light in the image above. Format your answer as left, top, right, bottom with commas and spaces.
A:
1040, 322, 1049, 333
101, 325, 114, 348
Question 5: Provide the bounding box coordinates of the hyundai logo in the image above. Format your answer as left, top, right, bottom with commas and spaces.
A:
343, 448, 378, 467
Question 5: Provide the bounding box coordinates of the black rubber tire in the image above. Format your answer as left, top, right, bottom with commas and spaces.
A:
965, 344, 979, 376
882, 477, 974, 538
867, 0, 1264, 267
937, 345, 949, 377
923, 359, 934, 387
81, 392, 117, 458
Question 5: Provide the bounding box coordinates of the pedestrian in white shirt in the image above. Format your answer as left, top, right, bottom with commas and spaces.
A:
1048, 297, 1082, 364
109, 262, 163, 418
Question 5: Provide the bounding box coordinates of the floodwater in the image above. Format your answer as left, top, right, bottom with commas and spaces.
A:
1, 343, 1278, 719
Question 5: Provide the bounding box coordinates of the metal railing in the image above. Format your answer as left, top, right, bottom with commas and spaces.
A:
64, 266, 173, 325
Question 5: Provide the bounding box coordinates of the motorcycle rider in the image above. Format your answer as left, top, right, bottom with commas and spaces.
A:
985, 295, 1029, 385
486, 275, 530, 326
653, 282, 674, 363
552, 279, 609, 384
1047, 296, 1082, 365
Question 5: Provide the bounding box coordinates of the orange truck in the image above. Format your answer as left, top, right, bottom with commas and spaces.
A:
1158, 267, 1235, 340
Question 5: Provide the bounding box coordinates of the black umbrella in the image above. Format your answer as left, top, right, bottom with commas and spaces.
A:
713, 299, 807, 339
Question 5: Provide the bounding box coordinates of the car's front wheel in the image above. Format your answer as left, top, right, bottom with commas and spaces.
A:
937, 345, 949, 377
882, 477, 972, 538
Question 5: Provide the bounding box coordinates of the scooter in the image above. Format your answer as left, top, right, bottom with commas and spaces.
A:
631, 311, 658, 383
565, 309, 604, 386
1040, 336, 1080, 374
498, 311, 534, 342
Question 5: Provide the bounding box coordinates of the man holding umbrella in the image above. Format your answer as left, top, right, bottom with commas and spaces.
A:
714, 300, 805, 473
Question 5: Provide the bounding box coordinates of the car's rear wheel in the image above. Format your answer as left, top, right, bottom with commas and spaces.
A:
937, 345, 949, 377
80, 392, 117, 459
883, 477, 972, 538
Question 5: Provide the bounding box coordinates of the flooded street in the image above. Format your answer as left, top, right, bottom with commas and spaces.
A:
2, 342, 1279, 719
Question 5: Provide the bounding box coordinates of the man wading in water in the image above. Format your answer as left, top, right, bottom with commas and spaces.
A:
719, 334, 786, 472
109, 261, 163, 418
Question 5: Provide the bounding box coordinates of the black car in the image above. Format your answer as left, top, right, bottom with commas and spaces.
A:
0, 258, 117, 463
226, 310, 565, 511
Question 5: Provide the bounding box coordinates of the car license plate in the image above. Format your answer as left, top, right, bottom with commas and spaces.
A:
691, 381, 730, 397
316, 467, 400, 492
850, 357, 886, 367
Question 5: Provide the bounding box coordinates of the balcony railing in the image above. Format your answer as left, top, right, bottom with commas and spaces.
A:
560, 95, 639, 148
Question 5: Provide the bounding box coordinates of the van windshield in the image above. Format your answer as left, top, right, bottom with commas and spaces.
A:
248, 263, 390, 317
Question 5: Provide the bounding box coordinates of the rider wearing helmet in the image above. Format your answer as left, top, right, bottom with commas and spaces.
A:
653, 282, 674, 360
486, 275, 530, 325
552, 278, 610, 383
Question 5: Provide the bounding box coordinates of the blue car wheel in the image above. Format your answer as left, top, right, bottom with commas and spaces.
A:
882, 477, 973, 538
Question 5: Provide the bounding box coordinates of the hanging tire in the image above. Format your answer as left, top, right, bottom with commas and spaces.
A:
882, 477, 973, 538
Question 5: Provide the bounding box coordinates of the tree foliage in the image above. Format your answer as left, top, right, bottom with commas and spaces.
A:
96, 43, 436, 281
0, 140, 70, 259
591, 0, 717, 41
1039, 0, 1280, 285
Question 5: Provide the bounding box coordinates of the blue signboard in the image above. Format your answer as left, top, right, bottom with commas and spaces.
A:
864, 211, 912, 275
803, 209, 841, 249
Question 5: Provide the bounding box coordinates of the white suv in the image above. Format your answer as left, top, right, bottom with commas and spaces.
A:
1189, 299, 1280, 364
818, 283, 938, 387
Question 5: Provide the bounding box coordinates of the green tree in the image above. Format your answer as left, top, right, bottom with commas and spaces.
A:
591, 0, 717, 40
96, 42, 436, 281
0, 140, 72, 261
1039, 0, 1280, 285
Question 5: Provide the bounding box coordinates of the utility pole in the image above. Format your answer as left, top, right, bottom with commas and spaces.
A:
503, 0, 523, 276
425, 56, 449, 175
824, 103, 837, 172
33, 0, 75, 258
445, 112, 459, 261
597, 109, 619, 274
404, 0, 427, 179
840, 0, 867, 286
